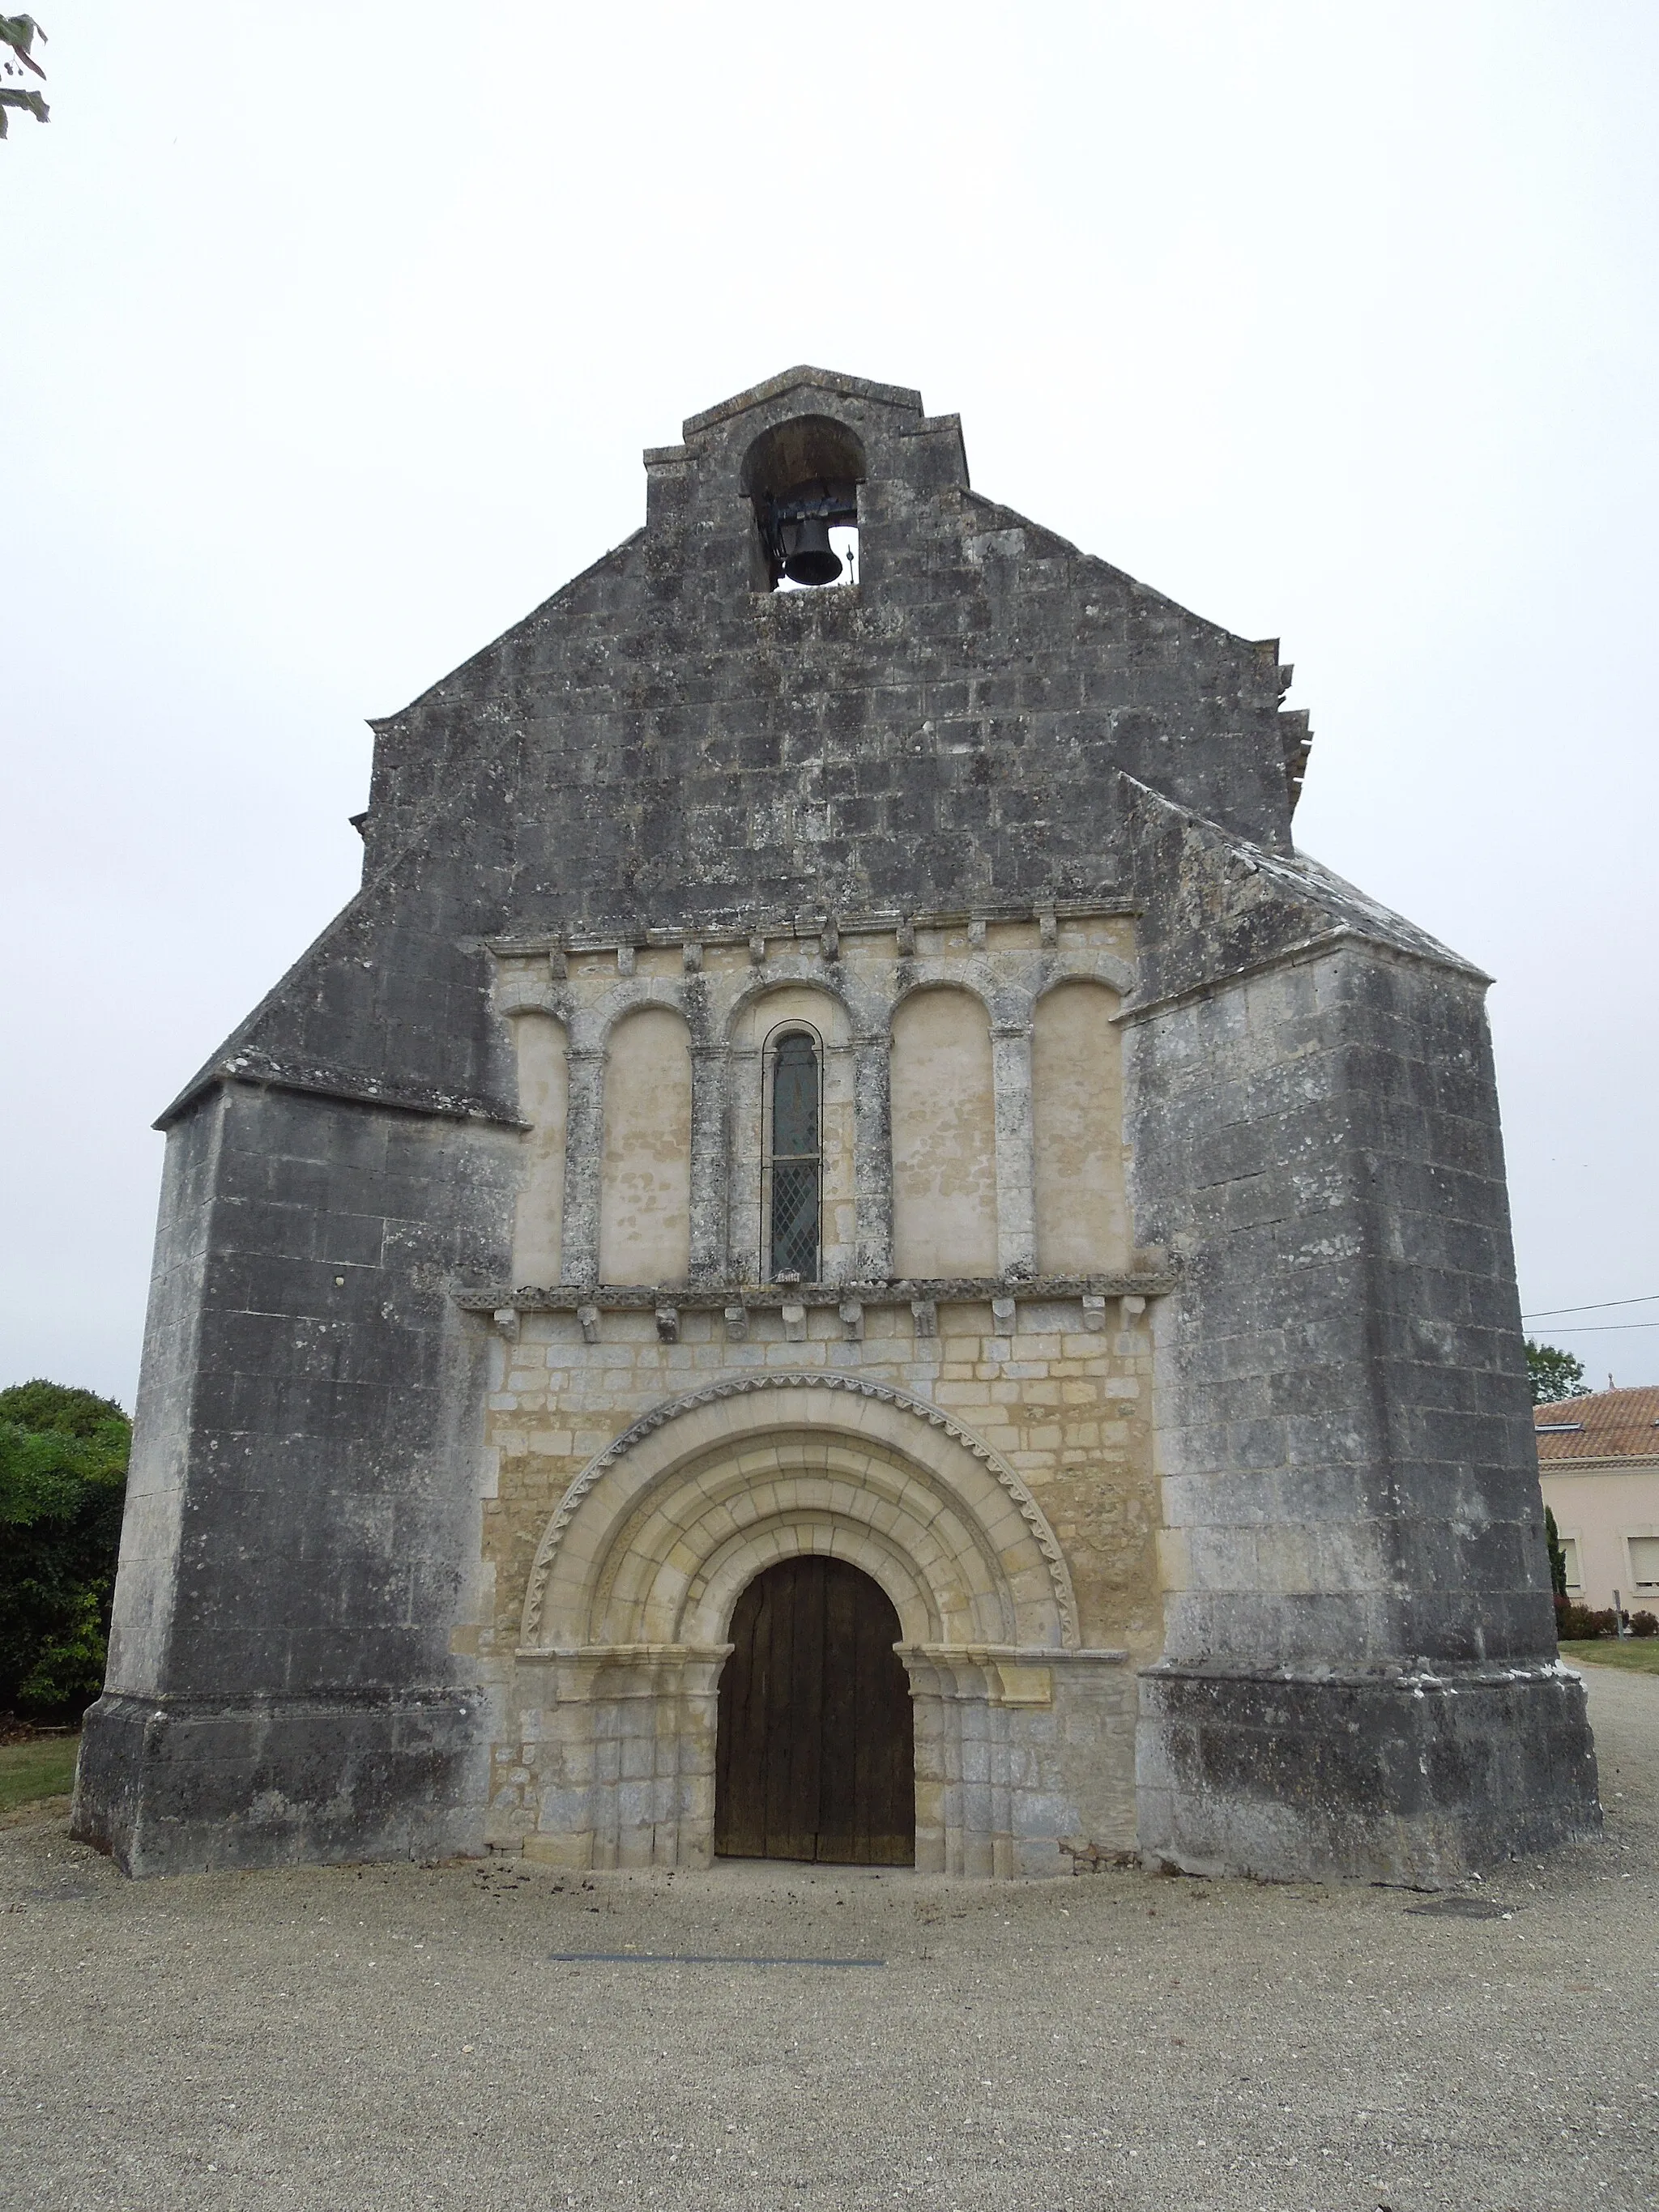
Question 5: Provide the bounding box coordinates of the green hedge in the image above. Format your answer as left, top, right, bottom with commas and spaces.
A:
0, 1381, 130, 1719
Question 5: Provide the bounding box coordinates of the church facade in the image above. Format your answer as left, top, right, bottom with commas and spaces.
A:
75, 368, 1599, 1882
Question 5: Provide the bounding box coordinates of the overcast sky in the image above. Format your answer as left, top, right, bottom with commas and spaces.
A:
5, 1, 1656, 1407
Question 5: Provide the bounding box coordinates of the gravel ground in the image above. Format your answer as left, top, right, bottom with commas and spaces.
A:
2, 1669, 1654, 2212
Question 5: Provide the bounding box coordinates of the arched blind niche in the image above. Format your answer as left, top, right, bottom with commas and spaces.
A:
510, 1012, 568, 1286
1032, 981, 1128, 1274
890, 987, 999, 1277
765, 1030, 822, 1280
599, 1006, 692, 1285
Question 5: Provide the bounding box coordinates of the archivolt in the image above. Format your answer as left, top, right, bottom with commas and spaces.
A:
519, 1371, 1077, 1650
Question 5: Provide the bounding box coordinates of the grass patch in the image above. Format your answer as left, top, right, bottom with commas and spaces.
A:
0, 1735, 79, 1813
1559, 1639, 1659, 1676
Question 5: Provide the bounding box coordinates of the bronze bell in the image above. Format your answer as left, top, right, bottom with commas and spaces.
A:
781, 513, 843, 587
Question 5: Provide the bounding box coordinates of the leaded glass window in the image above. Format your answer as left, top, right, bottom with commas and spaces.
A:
767, 1031, 821, 1280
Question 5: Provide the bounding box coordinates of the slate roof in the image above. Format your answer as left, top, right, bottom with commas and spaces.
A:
1533, 1385, 1659, 1461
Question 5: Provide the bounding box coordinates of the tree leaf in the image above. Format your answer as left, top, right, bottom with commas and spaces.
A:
0, 15, 46, 75
0, 85, 48, 125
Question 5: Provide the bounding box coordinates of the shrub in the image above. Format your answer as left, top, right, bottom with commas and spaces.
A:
1555, 1596, 1616, 1641
1545, 1507, 1569, 1600
1629, 1611, 1658, 1639
0, 1381, 130, 1720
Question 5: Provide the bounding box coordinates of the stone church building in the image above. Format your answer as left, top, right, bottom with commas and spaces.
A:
75, 368, 1598, 1882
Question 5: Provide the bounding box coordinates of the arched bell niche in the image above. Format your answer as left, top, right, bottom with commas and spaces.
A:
741, 415, 867, 592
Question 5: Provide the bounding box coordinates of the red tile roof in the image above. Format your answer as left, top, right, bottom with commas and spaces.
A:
1533, 1384, 1659, 1461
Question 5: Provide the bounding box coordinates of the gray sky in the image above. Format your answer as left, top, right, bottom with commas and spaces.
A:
5, 1, 1657, 1407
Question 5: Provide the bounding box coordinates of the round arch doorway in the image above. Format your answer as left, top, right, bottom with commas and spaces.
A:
714, 1557, 915, 1865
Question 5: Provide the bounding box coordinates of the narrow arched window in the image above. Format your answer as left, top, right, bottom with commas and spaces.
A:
766, 1030, 821, 1281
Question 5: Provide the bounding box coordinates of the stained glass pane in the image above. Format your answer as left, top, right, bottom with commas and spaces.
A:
772, 1034, 819, 1161
771, 1164, 820, 1278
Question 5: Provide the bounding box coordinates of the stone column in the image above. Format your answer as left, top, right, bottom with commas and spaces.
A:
688, 1044, 730, 1285
899, 1650, 949, 1875
853, 1030, 893, 1281
672, 1648, 732, 1869
945, 1654, 1000, 1877
991, 1022, 1037, 1281
560, 1047, 606, 1287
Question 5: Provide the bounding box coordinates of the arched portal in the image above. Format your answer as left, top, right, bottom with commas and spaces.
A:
497, 1374, 1132, 1878
715, 1557, 914, 1866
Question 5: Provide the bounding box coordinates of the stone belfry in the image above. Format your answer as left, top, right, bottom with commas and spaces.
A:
75, 368, 1598, 1880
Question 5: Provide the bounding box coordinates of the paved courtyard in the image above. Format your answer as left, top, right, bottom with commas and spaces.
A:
2, 1669, 1653, 2212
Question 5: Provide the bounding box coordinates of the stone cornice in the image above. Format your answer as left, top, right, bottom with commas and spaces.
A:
456, 1270, 1175, 1316
480, 896, 1138, 960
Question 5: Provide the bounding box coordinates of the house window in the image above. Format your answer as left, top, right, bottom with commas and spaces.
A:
766, 1030, 821, 1281
1628, 1536, 1659, 1592
1559, 1535, 1582, 1592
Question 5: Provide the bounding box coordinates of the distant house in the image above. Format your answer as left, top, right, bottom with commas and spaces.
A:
1535, 1387, 1659, 1613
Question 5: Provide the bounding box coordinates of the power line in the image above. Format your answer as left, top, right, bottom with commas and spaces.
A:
1527, 1319, 1659, 1334
1522, 1292, 1659, 1319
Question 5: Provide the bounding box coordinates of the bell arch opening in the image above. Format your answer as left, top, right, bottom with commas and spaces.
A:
714, 1556, 914, 1865
741, 415, 866, 593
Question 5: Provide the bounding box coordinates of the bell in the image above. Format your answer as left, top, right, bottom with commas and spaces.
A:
781, 513, 842, 587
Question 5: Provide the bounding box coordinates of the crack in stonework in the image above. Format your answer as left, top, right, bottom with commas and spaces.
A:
518, 1371, 1078, 1647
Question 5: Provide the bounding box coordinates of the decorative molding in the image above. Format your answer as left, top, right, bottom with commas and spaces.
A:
455, 1269, 1177, 1316
484, 897, 1140, 963
520, 1371, 1080, 1650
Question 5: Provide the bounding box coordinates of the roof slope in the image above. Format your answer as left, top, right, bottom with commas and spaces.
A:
1534, 1385, 1659, 1461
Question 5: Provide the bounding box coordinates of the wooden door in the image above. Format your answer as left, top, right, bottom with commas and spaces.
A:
714, 1557, 915, 1865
